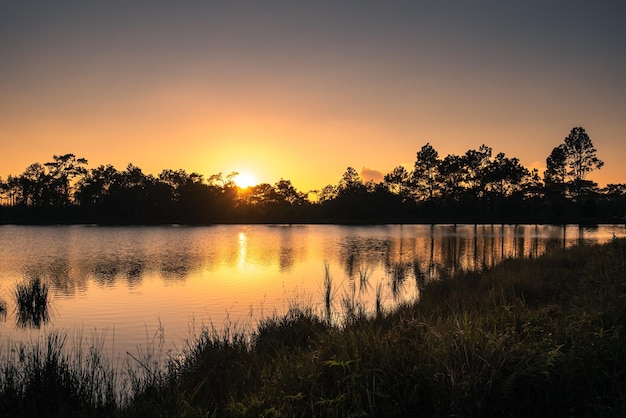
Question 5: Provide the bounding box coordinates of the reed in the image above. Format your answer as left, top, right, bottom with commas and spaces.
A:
14, 276, 51, 329
341, 279, 357, 321
357, 267, 371, 292
375, 281, 384, 317
389, 261, 408, 300
0, 330, 120, 417
323, 262, 334, 322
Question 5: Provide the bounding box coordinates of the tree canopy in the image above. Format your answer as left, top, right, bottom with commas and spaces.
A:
0, 127, 621, 225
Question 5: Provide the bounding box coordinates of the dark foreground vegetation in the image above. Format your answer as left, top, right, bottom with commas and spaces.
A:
2, 238, 626, 417
1, 127, 625, 224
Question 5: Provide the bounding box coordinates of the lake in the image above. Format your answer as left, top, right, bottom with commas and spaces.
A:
0, 224, 624, 361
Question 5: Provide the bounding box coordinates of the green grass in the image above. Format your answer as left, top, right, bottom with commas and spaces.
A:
2, 238, 626, 417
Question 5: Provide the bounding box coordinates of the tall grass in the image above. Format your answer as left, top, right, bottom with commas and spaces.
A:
323, 262, 334, 322
375, 281, 384, 317
0, 331, 120, 417
14, 276, 51, 329
389, 261, 408, 300
2, 238, 626, 416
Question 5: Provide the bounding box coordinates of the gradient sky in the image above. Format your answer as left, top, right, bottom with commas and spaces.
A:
1, 1, 625, 192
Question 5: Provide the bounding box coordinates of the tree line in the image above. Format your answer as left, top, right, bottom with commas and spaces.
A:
1, 127, 625, 224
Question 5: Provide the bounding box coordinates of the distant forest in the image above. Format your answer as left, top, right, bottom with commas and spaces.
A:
1, 127, 625, 225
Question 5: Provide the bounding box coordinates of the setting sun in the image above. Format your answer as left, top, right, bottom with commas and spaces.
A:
233, 172, 258, 189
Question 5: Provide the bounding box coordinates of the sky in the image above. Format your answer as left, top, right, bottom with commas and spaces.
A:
1, 1, 625, 192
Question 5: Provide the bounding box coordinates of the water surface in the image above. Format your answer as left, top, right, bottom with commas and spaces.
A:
0, 224, 623, 359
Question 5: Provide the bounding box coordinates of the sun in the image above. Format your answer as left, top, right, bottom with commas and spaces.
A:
233, 172, 258, 189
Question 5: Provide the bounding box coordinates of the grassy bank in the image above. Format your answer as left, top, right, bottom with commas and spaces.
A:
2, 239, 626, 417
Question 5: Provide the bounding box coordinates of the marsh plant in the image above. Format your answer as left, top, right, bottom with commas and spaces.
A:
14, 276, 51, 329
341, 279, 358, 321
0, 330, 121, 416
323, 262, 334, 322
357, 266, 371, 292
0, 298, 7, 322
375, 281, 384, 317
389, 261, 409, 299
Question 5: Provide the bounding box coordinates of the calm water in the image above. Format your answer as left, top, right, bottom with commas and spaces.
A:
0, 224, 624, 359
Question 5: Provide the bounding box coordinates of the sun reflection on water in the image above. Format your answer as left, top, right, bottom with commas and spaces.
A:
237, 231, 247, 270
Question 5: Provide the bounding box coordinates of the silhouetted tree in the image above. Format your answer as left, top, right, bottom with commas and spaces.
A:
544, 145, 567, 186
326, 167, 385, 222
337, 167, 365, 195
158, 169, 190, 201
602, 183, 626, 198
100, 164, 158, 223
483, 152, 529, 198
274, 179, 305, 206
412, 143, 440, 201
564, 127, 603, 181
273, 179, 307, 221
522, 168, 544, 199
0, 177, 7, 206
437, 155, 466, 202
245, 183, 275, 205
544, 143, 569, 218
562, 127, 603, 202
77, 165, 119, 206
202, 171, 239, 222
0, 175, 22, 210
462, 145, 492, 198
208, 171, 238, 189
44, 153, 88, 206
0, 135, 619, 225
318, 184, 337, 203
599, 183, 626, 220
176, 181, 210, 223
384, 166, 412, 200
19, 163, 48, 206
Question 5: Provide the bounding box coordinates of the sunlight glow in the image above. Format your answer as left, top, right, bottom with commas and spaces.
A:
233, 172, 258, 189
237, 231, 247, 269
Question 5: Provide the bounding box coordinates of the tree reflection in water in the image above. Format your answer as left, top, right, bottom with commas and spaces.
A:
328, 224, 625, 315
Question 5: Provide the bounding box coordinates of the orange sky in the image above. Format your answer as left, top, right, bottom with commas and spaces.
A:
1, 2, 625, 192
